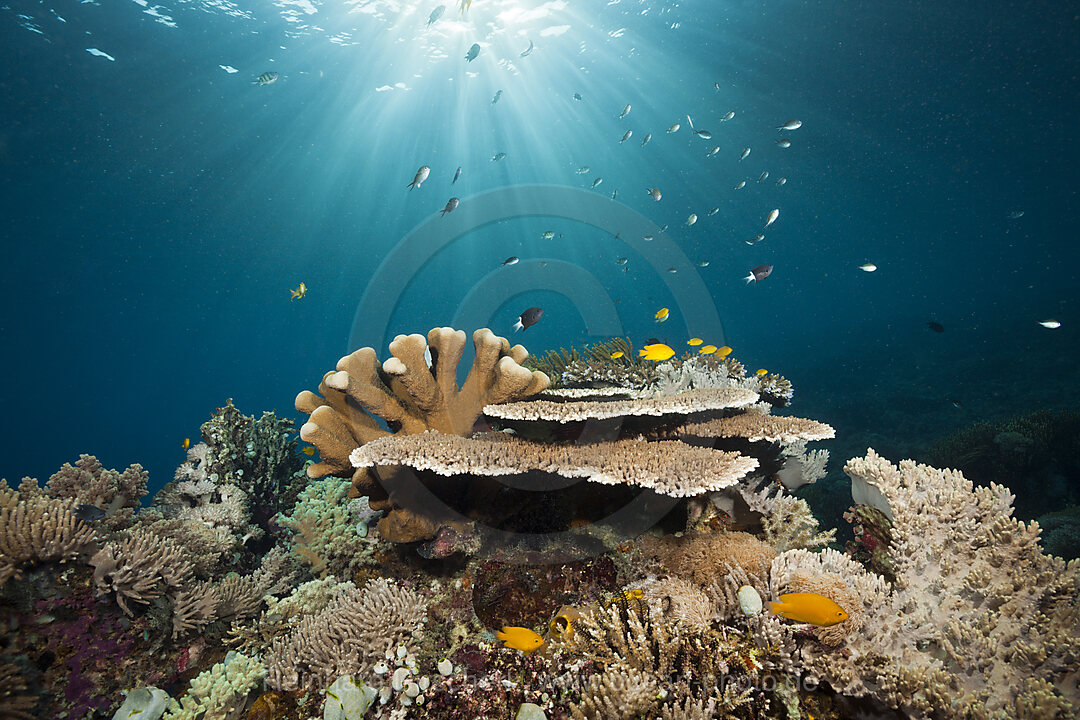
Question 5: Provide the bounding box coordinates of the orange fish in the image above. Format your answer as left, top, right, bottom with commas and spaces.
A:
301, 445, 316, 456
496, 626, 545, 653
769, 593, 849, 627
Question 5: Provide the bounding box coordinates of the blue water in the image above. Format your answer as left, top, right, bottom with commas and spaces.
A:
1, 0, 1077, 500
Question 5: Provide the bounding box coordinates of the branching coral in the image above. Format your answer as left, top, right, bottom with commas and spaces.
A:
278, 477, 379, 579
163, 651, 265, 720
90, 527, 194, 615
800, 449, 1080, 718
0, 479, 96, 585
570, 661, 658, 720
44, 454, 148, 532
526, 337, 658, 390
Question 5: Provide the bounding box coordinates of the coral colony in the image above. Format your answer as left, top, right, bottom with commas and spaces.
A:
1, 327, 1077, 719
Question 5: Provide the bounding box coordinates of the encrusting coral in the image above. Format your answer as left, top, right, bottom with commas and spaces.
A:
800, 449, 1080, 718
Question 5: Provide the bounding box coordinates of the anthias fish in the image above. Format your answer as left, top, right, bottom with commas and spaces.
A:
513, 307, 544, 332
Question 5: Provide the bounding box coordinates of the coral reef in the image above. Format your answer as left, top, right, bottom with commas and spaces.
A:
525, 337, 658, 390
0, 478, 96, 584
44, 454, 148, 532
802, 449, 1080, 718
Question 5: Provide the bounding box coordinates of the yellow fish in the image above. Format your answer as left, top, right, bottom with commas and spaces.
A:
181, 437, 190, 451
496, 626, 545, 653
654, 307, 669, 323
687, 338, 703, 346
290, 282, 307, 300
768, 593, 849, 627
639, 343, 676, 361
716, 346, 733, 358
610, 351, 624, 359
755, 369, 768, 376
698, 345, 717, 355
301, 445, 316, 456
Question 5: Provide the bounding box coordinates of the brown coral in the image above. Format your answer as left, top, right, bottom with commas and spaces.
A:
90, 527, 194, 615
44, 454, 148, 531
639, 531, 777, 591
678, 413, 834, 443
0, 480, 96, 585
483, 387, 759, 423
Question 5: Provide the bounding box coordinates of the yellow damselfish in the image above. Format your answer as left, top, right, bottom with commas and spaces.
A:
610, 351, 624, 359
698, 345, 717, 355
181, 438, 190, 451
717, 346, 733, 358
768, 593, 849, 627
496, 626, 545, 653
687, 338, 703, 346
301, 445, 316, 456
639, 343, 676, 361
654, 307, 669, 323
755, 368, 768, 376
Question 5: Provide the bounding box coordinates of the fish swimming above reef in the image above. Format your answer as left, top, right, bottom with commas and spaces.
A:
620, 129, 632, 143
695, 130, 712, 139
440, 197, 459, 216
655, 307, 669, 323
858, 263, 877, 272
465, 43, 481, 62
591, 177, 603, 188
764, 208, 779, 228
619, 104, 631, 119
928, 320, 945, 333
452, 166, 462, 184
647, 187, 662, 201
491, 152, 507, 162
491, 90, 502, 105
639, 343, 676, 361
181, 437, 190, 451
721, 110, 735, 121
698, 344, 717, 354
520, 40, 534, 57
407, 166, 430, 190
290, 282, 307, 300
1038, 320, 1061, 329
777, 119, 803, 131
744, 264, 773, 284
667, 123, 680, 133
739, 147, 751, 161
254, 71, 279, 85
687, 338, 702, 346
427, 4, 445, 25
301, 445, 316, 456
777, 138, 792, 148
496, 626, 545, 653
642, 133, 651, 146
513, 307, 544, 332
768, 592, 849, 627
501, 256, 519, 266
573, 92, 583, 101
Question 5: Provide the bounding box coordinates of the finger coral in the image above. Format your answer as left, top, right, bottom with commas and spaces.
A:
0, 479, 96, 585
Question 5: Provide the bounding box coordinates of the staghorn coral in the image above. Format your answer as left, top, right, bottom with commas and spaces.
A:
265, 577, 427, 692
799, 449, 1080, 719
44, 454, 148, 532
736, 486, 836, 552
0, 479, 96, 585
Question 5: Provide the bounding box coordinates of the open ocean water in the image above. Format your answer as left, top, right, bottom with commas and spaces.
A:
1, 0, 1077, 521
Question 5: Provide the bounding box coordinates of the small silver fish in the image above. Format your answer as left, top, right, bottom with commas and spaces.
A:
452, 166, 462, 183
734, 180, 746, 190
491, 152, 506, 161
775, 177, 787, 186
667, 123, 680, 133
764, 208, 779, 227
620, 129, 632, 143
502, 256, 519, 266
695, 130, 712, 139
721, 110, 735, 121
643, 234, 654, 241
697, 260, 710, 267
440, 197, 459, 216
776, 119, 802, 131
758, 171, 769, 182
619, 104, 631, 119
542, 231, 556, 239
641, 133, 652, 146
611, 188, 618, 199
647, 187, 662, 201
408, 165, 431, 189
739, 147, 751, 161
858, 263, 877, 272
745, 233, 765, 245
706, 146, 719, 157
714, 82, 720, 92
491, 90, 503, 105
659, 224, 668, 232
1008, 210, 1025, 219
667, 267, 677, 273
686, 213, 698, 226
573, 92, 583, 101
520, 39, 534, 57
591, 177, 603, 188
776, 138, 792, 148
576, 166, 590, 174
707, 207, 719, 216
616, 257, 628, 265
1038, 320, 1061, 329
